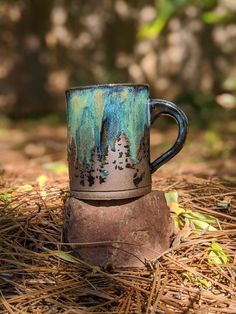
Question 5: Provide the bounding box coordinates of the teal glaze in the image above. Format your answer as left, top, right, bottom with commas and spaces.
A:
101, 169, 109, 176
66, 86, 149, 164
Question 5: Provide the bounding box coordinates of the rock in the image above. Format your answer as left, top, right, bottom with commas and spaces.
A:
63, 191, 173, 268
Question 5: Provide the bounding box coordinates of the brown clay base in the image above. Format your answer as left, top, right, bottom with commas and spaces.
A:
63, 191, 173, 268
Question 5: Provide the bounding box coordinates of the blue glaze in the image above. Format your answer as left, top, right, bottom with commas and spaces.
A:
66, 85, 149, 165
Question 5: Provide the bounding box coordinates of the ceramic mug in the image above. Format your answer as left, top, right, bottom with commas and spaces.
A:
66, 84, 188, 200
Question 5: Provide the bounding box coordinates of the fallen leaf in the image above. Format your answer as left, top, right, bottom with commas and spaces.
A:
165, 191, 185, 215
184, 211, 216, 224
172, 221, 192, 247
165, 191, 186, 233
183, 272, 193, 282
194, 277, 211, 288
92, 266, 101, 273
165, 191, 178, 205
17, 184, 33, 192
207, 241, 231, 265
165, 191, 217, 234
217, 197, 232, 210
36, 175, 49, 188
183, 272, 211, 288
49, 250, 80, 264
0, 192, 12, 203
184, 212, 217, 232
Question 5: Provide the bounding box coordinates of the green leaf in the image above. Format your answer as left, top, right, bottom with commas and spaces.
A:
208, 241, 231, 264
138, 0, 192, 38
189, 218, 217, 231
17, 184, 33, 192
194, 277, 211, 288
165, 191, 178, 205
183, 211, 217, 231
171, 214, 182, 231
201, 11, 234, 24
183, 272, 211, 288
183, 271, 193, 282
165, 191, 218, 234
49, 251, 101, 273
49, 250, 80, 264
165, 191, 184, 215
138, 17, 168, 38
43, 162, 68, 175
36, 175, 49, 188
217, 200, 231, 210
0, 192, 12, 203
184, 211, 216, 224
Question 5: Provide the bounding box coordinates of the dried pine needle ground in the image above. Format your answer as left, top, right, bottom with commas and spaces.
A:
0, 174, 235, 313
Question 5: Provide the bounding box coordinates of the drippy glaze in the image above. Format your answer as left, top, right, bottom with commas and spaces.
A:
66, 86, 149, 165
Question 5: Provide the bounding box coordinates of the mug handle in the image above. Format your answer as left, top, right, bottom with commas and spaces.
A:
149, 99, 188, 174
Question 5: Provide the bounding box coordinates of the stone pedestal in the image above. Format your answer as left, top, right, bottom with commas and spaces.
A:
63, 191, 173, 268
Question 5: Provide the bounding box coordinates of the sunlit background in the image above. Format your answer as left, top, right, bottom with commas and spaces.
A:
0, 0, 236, 181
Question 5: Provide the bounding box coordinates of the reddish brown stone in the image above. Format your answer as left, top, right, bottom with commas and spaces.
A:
63, 191, 173, 268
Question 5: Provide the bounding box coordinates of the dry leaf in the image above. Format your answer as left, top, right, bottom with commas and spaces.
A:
17, 184, 33, 192
172, 221, 192, 247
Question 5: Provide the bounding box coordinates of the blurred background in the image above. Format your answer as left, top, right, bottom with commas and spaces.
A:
0, 0, 236, 182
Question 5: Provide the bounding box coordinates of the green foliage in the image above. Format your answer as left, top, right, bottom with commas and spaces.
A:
203, 130, 232, 159
222, 77, 236, 92
49, 250, 80, 264
17, 184, 33, 193
207, 241, 231, 264
36, 175, 49, 188
48, 250, 101, 274
183, 211, 217, 231
139, 0, 235, 38
138, 0, 192, 38
43, 162, 68, 175
201, 0, 218, 8
201, 11, 235, 24
183, 272, 211, 288
216, 199, 231, 210
1, 0, 235, 129
194, 277, 211, 288
164, 190, 178, 204
0, 190, 12, 204
165, 191, 217, 233
176, 92, 219, 128
204, 131, 222, 154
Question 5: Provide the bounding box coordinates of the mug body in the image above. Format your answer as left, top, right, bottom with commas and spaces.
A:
66, 84, 151, 200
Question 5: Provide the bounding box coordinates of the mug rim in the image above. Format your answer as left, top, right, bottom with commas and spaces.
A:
66, 83, 149, 93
